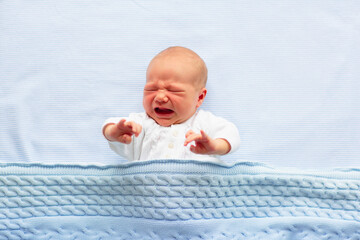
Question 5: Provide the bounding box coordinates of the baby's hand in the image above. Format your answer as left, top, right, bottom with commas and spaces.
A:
104, 119, 142, 144
184, 130, 231, 155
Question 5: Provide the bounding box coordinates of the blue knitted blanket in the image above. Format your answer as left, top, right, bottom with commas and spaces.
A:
1, 160, 359, 239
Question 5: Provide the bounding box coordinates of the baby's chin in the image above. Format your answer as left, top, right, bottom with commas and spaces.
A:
153, 117, 175, 127
146, 113, 180, 127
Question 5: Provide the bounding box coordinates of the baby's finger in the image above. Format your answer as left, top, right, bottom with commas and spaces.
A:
184, 133, 201, 146
200, 130, 210, 142
119, 120, 137, 133
124, 121, 135, 130
117, 119, 128, 130
189, 145, 197, 153
185, 130, 195, 138
118, 134, 133, 144
189, 143, 205, 154
132, 124, 142, 137
184, 130, 195, 146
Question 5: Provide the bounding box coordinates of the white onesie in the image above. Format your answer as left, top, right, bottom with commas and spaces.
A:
103, 110, 240, 163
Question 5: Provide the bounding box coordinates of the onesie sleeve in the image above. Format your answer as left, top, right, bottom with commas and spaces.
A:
200, 111, 241, 154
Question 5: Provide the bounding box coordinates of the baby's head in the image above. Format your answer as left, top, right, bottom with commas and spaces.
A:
143, 46, 208, 127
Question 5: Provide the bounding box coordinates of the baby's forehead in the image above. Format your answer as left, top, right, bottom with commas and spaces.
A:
148, 55, 200, 76
148, 47, 207, 87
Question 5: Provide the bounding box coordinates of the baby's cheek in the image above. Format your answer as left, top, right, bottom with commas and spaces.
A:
143, 95, 153, 106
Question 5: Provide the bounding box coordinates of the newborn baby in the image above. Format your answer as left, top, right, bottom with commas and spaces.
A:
103, 46, 240, 163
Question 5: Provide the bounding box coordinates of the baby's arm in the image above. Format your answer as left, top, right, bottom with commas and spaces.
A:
103, 119, 142, 144
184, 130, 231, 155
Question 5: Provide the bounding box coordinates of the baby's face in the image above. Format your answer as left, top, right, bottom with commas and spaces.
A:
143, 55, 206, 127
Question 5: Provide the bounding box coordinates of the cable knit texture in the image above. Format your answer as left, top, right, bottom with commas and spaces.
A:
0, 160, 359, 239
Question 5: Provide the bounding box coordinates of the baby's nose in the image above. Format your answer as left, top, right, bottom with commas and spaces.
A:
155, 91, 169, 103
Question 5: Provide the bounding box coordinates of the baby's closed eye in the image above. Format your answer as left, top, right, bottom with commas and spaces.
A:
144, 87, 157, 92
167, 87, 185, 93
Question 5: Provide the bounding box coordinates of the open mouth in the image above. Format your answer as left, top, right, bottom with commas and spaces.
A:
154, 107, 174, 115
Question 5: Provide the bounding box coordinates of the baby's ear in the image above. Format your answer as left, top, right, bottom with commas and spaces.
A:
196, 88, 207, 108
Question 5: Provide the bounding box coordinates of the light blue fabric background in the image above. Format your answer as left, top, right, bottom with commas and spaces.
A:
1, 1, 359, 169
